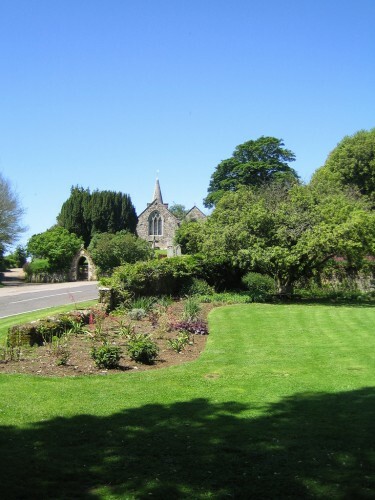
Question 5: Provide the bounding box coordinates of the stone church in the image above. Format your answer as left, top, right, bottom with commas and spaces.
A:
136, 179, 206, 250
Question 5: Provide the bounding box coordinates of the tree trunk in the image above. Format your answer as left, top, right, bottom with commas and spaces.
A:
276, 277, 294, 297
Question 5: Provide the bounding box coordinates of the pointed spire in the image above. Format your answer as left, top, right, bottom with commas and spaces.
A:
153, 177, 163, 204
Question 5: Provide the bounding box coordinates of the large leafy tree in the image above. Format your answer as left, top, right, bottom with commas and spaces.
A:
312, 128, 375, 207
169, 203, 188, 220
88, 231, 153, 274
57, 187, 138, 246
27, 226, 83, 271
0, 172, 25, 254
199, 184, 375, 294
174, 220, 206, 254
4, 245, 27, 268
204, 136, 298, 208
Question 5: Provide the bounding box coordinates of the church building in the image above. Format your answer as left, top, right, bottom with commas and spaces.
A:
136, 179, 206, 250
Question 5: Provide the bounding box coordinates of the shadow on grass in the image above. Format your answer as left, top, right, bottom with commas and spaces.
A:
0, 388, 374, 499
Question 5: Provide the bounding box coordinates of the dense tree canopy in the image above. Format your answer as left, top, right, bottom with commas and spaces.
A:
312, 129, 375, 207
27, 226, 83, 271
57, 186, 138, 246
56, 187, 91, 246
4, 245, 27, 268
204, 136, 298, 208
199, 184, 375, 294
0, 172, 25, 254
88, 231, 153, 274
169, 203, 188, 220
174, 220, 206, 254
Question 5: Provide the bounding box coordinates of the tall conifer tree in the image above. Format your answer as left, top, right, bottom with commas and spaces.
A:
57, 187, 137, 246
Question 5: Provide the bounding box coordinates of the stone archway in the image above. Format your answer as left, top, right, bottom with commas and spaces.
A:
69, 248, 97, 281
77, 256, 89, 280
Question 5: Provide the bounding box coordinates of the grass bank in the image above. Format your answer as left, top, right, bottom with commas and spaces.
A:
0, 300, 97, 342
0, 303, 374, 498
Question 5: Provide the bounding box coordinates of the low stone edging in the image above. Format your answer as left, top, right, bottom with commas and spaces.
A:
7, 310, 94, 347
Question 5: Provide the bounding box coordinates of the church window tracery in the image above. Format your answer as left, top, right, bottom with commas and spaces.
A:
149, 211, 163, 236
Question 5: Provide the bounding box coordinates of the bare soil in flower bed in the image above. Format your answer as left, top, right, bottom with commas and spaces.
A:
0, 301, 213, 377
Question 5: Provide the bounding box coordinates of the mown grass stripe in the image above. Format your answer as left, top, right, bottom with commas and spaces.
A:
0, 303, 374, 499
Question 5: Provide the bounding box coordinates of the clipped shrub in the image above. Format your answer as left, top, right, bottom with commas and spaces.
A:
91, 344, 121, 369
193, 255, 244, 292
100, 254, 244, 309
24, 259, 51, 276
127, 333, 159, 364
108, 256, 198, 297
180, 277, 214, 296
241, 272, 276, 301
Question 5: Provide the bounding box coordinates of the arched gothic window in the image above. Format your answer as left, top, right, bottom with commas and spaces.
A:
149, 211, 163, 236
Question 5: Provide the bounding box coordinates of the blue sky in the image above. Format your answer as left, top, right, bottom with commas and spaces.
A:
1, 0, 374, 248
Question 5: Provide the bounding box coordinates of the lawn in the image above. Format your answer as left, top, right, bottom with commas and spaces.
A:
0, 303, 374, 499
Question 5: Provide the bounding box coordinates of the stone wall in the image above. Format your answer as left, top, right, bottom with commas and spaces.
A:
137, 200, 180, 249
185, 206, 206, 222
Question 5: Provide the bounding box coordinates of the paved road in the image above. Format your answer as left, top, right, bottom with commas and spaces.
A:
0, 281, 99, 319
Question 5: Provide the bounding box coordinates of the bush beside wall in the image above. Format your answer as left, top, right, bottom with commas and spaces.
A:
99, 255, 244, 308
7, 310, 92, 347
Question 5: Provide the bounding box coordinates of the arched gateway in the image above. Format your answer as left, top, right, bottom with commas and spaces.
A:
69, 248, 97, 281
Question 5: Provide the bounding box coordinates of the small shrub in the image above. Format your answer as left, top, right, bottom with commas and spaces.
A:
155, 295, 174, 309
91, 344, 121, 369
49, 333, 71, 366
100, 256, 198, 298
128, 308, 146, 320
155, 312, 173, 338
1, 335, 23, 361
182, 297, 201, 321
172, 320, 208, 335
117, 323, 135, 337
127, 333, 159, 364
148, 310, 159, 327
241, 272, 276, 302
148, 296, 174, 327
0, 345, 7, 361
168, 332, 190, 353
131, 296, 157, 312
66, 321, 85, 335
24, 258, 51, 277
181, 278, 214, 296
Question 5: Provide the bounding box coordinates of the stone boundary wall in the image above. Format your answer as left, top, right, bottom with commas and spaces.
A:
26, 272, 69, 283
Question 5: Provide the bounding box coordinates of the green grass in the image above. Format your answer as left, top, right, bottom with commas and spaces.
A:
0, 303, 374, 498
154, 249, 168, 257
0, 300, 97, 342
